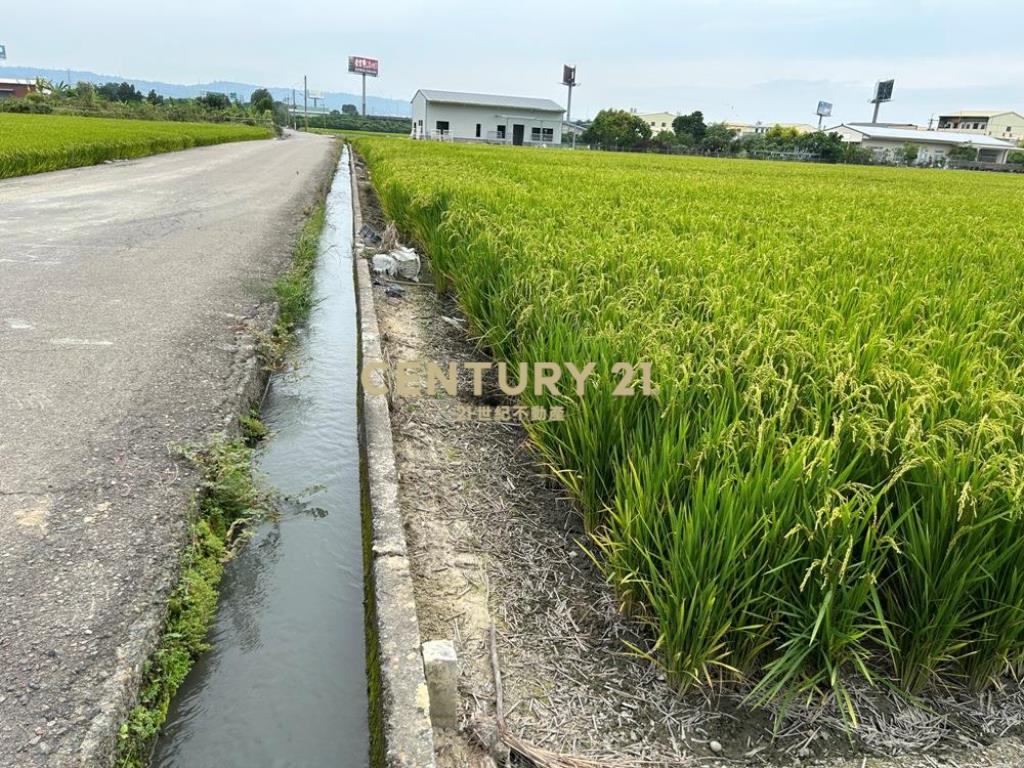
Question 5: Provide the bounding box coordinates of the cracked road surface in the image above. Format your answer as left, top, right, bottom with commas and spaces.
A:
0, 131, 336, 766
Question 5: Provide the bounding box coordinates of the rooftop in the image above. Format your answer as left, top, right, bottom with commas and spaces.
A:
415, 89, 564, 113
938, 110, 1021, 118
838, 123, 1017, 148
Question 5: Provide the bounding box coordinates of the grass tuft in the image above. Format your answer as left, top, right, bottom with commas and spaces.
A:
115, 440, 263, 768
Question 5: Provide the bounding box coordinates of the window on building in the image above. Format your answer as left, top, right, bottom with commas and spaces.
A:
475, 123, 481, 138
496, 125, 506, 139
435, 120, 449, 134
542, 128, 554, 141
531, 126, 541, 141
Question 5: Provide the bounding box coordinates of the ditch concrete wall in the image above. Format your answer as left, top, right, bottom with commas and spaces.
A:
351, 148, 437, 768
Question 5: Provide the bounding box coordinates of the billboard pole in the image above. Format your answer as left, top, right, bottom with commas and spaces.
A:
869, 79, 894, 125
562, 65, 578, 148
349, 56, 379, 117
815, 101, 832, 132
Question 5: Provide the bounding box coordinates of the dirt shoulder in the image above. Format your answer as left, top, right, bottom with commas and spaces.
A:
0, 132, 337, 766
353, 151, 1024, 768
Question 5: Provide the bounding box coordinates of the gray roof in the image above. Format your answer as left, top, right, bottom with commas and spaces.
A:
414, 89, 564, 113
837, 123, 1016, 149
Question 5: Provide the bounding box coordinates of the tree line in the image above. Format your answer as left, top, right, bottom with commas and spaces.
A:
581, 109, 872, 163
1, 79, 290, 128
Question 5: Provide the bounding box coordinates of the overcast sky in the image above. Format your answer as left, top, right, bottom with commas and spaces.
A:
5, 0, 1024, 125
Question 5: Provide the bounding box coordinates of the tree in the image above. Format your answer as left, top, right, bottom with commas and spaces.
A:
1009, 150, 1024, 165
795, 131, 846, 162
581, 109, 652, 149
250, 88, 273, 114
840, 142, 873, 164
198, 92, 231, 109
146, 89, 164, 106
672, 111, 706, 142
341, 103, 359, 116
700, 122, 737, 153
272, 101, 291, 127
901, 142, 920, 165
73, 81, 96, 106
651, 130, 678, 150
97, 81, 144, 103
947, 144, 978, 162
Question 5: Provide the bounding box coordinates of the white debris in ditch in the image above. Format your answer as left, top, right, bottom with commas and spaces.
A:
371, 246, 421, 281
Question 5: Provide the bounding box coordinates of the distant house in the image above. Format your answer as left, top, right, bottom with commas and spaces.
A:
562, 120, 588, 138
0, 79, 38, 100
636, 112, 678, 135
727, 121, 817, 137
411, 90, 565, 145
831, 123, 1017, 164
937, 110, 1024, 143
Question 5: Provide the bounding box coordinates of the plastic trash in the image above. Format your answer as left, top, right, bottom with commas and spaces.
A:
359, 223, 382, 246
391, 246, 421, 280
371, 246, 421, 281
371, 252, 398, 276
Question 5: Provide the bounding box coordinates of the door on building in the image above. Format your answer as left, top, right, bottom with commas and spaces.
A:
512, 124, 525, 146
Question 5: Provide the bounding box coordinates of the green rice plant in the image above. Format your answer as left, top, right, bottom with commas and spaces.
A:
352, 136, 1024, 717
0, 113, 271, 178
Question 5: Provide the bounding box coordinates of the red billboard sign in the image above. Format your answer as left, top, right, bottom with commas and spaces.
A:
348, 56, 379, 77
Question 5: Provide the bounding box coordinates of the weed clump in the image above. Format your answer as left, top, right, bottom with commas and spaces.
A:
115, 440, 262, 768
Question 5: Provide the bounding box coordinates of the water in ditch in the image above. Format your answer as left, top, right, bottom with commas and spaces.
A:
152, 147, 368, 768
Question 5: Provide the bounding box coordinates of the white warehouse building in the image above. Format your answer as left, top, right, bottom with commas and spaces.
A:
831, 123, 1017, 164
411, 89, 565, 146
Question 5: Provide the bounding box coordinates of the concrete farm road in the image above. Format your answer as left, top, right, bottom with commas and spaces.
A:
0, 131, 336, 766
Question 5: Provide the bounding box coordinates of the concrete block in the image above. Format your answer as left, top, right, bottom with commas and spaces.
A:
422, 639, 459, 728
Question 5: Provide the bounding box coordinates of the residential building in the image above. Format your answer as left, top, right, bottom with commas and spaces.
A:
831, 123, 1017, 164
936, 111, 1024, 143
0, 79, 37, 100
637, 112, 678, 135
727, 121, 817, 137
411, 90, 565, 145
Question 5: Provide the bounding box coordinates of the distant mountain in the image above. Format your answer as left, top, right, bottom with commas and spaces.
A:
0, 65, 411, 116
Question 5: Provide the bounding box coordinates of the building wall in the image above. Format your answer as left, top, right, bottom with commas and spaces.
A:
937, 112, 1024, 143
411, 95, 563, 144
860, 138, 1009, 164
0, 81, 37, 100
637, 112, 677, 134
832, 125, 866, 143
727, 122, 817, 137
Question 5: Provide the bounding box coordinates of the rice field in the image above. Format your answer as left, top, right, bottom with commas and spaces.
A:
0, 113, 272, 178
353, 137, 1024, 718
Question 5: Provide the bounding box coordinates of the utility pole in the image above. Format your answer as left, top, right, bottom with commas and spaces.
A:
303, 75, 308, 132
361, 72, 367, 116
